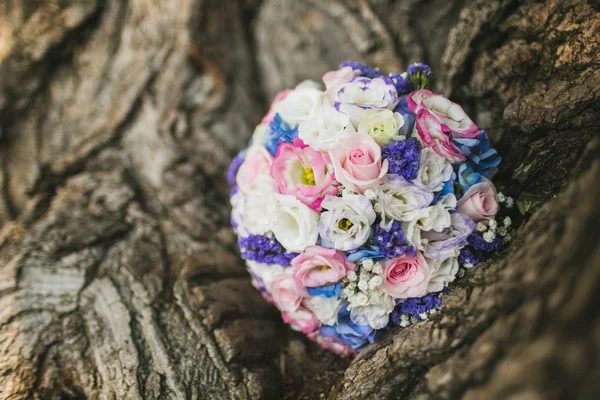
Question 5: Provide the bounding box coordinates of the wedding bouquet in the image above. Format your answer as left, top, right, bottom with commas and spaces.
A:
228, 62, 512, 356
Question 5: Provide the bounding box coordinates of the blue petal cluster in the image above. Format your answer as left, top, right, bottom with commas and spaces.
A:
391, 291, 444, 323
381, 138, 421, 181
238, 234, 299, 266
346, 245, 384, 263
264, 114, 298, 155
453, 129, 502, 196
319, 305, 379, 351
339, 61, 384, 79
307, 283, 341, 298
374, 220, 415, 258
393, 101, 417, 137
389, 73, 415, 95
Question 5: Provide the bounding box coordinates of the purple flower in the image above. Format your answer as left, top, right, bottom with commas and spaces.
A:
319, 305, 379, 351
467, 232, 502, 253
339, 61, 384, 79
391, 291, 444, 323
264, 114, 298, 155
238, 234, 299, 266
381, 138, 421, 181
389, 73, 415, 96
458, 247, 482, 266
227, 153, 245, 186
407, 63, 432, 89
423, 213, 476, 260
374, 220, 415, 258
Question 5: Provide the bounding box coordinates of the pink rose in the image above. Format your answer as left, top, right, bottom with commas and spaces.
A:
270, 138, 338, 210
282, 306, 321, 334
269, 272, 307, 313
261, 89, 291, 125
322, 67, 360, 101
406, 90, 479, 138
457, 178, 499, 222
381, 251, 432, 299
236, 145, 273, 196
415, 110, 466, 163
291, 246, 355, 288
329, 133, 388, 193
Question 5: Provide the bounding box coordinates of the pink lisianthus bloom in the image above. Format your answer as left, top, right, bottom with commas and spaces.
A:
291, 246, 355, 288
380, 250, 432, 299
415, 110, 466, 163
406, 89, 479, 138
282, 306, 321, 334
261, 89, 291, 125
329, 133, 388, 193
236, 145, 274, 196
269, 271, 308, 313
322, 66, 360, 102
270, 138, 338, 211
457, 178, 499, 222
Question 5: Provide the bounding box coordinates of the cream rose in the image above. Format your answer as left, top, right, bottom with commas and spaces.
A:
358, 109, 406, 146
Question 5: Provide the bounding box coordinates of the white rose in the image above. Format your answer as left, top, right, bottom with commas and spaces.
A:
348, 291, 395, 329
274, 86, 322, 126
335, 77, 399, 126
404, 194, 457, 249
246, 260, 286, 290
376, 175, 434, 228
417, 148, 454, 192
427, 257, 459, 293
318, 194, 376, 251
298, 101, 356, 151
272, 194, 319, 252
244, 175, 278, 235
303, 296, 343, 326
358, 109, 405, 146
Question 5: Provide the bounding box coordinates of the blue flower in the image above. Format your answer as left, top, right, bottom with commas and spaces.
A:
393, 102, 417, 138
391, 292, 444, 323
381, 138, 421, 182
264, 114, 298, 155
319, 305, 379, 351
457, 163, 484, 197
307, 283, 341, 298
389, 73, 415, 96
452, 129, 501, 178
339, 61, 384, 79
374, 220, 415, 258
238, 234, 299, 266
346, 245, 384, 263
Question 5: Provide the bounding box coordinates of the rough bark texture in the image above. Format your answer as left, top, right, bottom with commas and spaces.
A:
0, 0, 598, 399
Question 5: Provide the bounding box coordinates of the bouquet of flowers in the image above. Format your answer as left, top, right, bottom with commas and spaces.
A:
228, 62, 513, 356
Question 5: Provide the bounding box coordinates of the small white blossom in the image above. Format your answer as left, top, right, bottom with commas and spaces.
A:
476, 222, 487, 232
400, 317, 411, 327
505, 197, 514, 208
358, 280, 369, 292
346, 282, 357, 291
373, 202, 383, 213
488, 219, 497, 229
503, 216, 512, 227
364, 189, 377, 200
497, 226, 508, 236
503, 233, 512, 243
368, 276, 383, 289
362, 258, 374, 269
496, 192, 506, 203
342, 188, 354, 197
372, 262, 383, 275
463, 261, 473, 269
483, 230, 496, 243
353, 292, 368, 306
347, 271, 358, 282
419, 313, 428, 320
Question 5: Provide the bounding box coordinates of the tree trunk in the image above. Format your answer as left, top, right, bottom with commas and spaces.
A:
0, 0, 598, 399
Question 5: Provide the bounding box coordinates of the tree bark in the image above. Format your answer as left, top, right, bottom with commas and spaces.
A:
0, 0, 598, 399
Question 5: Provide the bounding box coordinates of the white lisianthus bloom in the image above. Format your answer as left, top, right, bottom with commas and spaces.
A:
417, 148, 454, 192
427, 257, 460, 293
376, 175, 434, 228
348, 291, 395, 329
335, 77, 399, 126
303, 296, 343, 326
298, 100, 356, 151
230, 191, 249, 236
358, 109, 406, 146
272, 194, 319, 252
246, 260, 286, 290
243, 175, 278, 235
318, 194, 376, 251
274, 85, 322, 126
404, 194, 457, 249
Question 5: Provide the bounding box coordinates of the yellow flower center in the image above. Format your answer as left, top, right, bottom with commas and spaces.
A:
301, 167, 316, 186
315, 265, 330, 271
338, 218, 353, 231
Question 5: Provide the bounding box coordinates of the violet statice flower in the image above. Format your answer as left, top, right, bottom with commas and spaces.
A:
340, 60, 384, 79
374, 220, 415, 258
391, 291, 444, 323
458, 247, 482, 266
381, 138, 421, 182
264, 114, 298, 155
467, 232, 502, 253
407, 63, 432, 89
238, 234, 299, 266
389, 73, 415, 96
